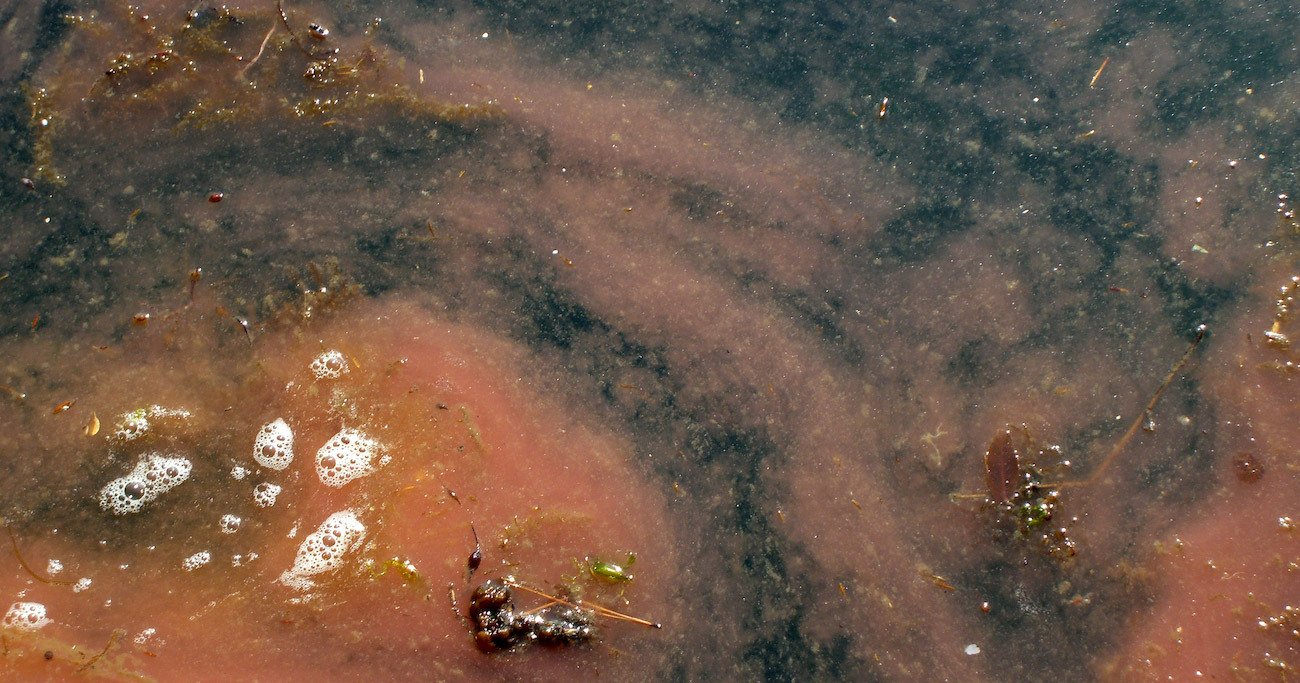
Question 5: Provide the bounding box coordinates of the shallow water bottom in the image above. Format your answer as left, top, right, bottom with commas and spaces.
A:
0, 296, 679, 681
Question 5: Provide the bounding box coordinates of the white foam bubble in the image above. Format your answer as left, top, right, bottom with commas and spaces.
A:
182, 551, 211, 571
253, 418, 295, 470
278, 510, 366, 591
252, 482, 281, 508
133, 627, 157, 646
72, 577, 92, 593
230, 465, 249, 480
2, 602, 51, 632
219, 514, 242, 534
98, 453, 193, 515
111, 405, 193, 442
46, 559, 63, 575
309, 350, 349, 380
315, 428, 383, 488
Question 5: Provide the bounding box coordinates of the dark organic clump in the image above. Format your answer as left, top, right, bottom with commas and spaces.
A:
469, 579, 595, 653
982, 427, 1077, 561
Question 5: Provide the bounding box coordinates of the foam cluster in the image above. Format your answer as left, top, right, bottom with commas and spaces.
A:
219, 514, 241, 534
278, 510, 366, 591
252, 482, 281, 508
98, 453, 193, 515
253, 418, 295, 470
315, 428, 384, 488
2, 602, 51, 632
111, 405, 192, 443
309, 350, 349, 379
182, 551, 211, 571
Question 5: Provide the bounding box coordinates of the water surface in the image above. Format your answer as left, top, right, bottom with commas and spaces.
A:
1, 0, 1297, 680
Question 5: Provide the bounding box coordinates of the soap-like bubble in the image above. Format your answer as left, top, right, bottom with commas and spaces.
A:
315, 428, 383, 488
219, 514, 241, 534
111, 405, 193, 443
253, 418, 294, 470
98, 453, 193, 515
252, 482, 281, 508
182, 551, 211, 571
278, 510, 366, 591
73, 577, 92, 593
2, 602, 51, 632
309, 350, 349, 380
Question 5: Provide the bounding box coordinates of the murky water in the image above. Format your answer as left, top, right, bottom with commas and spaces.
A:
1, 0, 1297, 680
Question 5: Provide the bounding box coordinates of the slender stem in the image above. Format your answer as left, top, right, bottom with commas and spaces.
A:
506, 580, 661, 629
5, 521, 74, 586
238, 23, 277, 80
1064, 326, 1207, 488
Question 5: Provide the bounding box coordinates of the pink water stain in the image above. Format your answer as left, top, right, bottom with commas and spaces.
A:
0, 296, 679, 681
390, 10, 907, 237
8, 1, 1294, 679
1107, 267, 1300, 680
517, 183, 994, 675
1151, 126, 1269, 284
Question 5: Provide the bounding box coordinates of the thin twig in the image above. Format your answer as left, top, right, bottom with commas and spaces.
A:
1089, 56, 1111, 88
238, 22, 277, 80
78, 629, 124, 672
4, 521, 74, 586
506, 580, 661, 629
1064, 326, 1207, 488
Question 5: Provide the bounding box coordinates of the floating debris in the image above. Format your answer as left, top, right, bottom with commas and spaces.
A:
469, 577, 660, 654
587, 554, 636, 583
954, 328, 1208, 561
469, 579, 595, 652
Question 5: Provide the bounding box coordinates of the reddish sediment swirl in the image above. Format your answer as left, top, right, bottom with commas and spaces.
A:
0, 297, 678, 681
1104, 273, 1300, 680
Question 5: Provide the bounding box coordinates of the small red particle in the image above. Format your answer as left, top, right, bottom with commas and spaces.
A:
980, 601, 991, 613
208, 192, 224, 203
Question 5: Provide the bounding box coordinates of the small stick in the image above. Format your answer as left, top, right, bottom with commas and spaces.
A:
519, 599, 563, 615
4, 522, 74, 586
1089, 56, 1111, 88
506, 580, 661, 629
238, 23, 277, 79
1064, 326, 1206, 488
78, 629, 124, 672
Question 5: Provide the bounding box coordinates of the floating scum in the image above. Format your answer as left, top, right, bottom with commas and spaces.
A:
0, 3, 960, 676
0, 295, 678, 680
5, 0, 1293, 680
